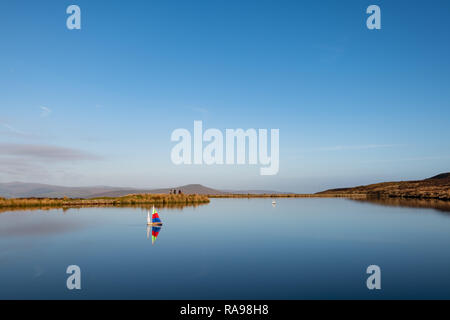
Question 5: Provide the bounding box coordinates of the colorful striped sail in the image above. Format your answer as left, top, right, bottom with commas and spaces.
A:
152, 207, 162, 224
152, 226, 161, 245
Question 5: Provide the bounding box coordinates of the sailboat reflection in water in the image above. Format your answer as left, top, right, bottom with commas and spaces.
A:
150, 226, 161, 245
146, 206, 163, 245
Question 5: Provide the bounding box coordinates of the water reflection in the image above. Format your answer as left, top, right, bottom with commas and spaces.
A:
352, 197, 450, 214
0, 218, 88, 237
147, 225, 162, 245
1, 199, 450, 299
0, 202, 209, 215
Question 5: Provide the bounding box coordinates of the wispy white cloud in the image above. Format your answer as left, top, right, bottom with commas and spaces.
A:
0, 157, 47, 176
40, 106, 51, 117
364, 156, 450, 163
0, 143, 102, 181
0, 122, 36, 138
1, 123, 27, 136
0, 143, 102, 161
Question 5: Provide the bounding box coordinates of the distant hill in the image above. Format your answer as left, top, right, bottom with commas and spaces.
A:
426, 173, 450, 180
0, 182, 231, 198
89, 184, 227, 198
317, 173, 450, 200
0, 182, 291, 198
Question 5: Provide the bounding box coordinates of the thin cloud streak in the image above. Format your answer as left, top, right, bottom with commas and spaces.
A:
1, 123, 28, 136
0, 144, 102, 182
40, 106, 51, 117
0, 143, 102, 161
364, 156, 450, 163
311, 144, 403, 152
0, 122, 37, 138
0, 157, 46, 176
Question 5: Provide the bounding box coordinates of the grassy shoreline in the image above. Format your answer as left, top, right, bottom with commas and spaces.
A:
0, 193, 210, 209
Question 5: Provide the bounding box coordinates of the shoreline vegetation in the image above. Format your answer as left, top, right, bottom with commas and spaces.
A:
0, 194, 210, 209
316, 173, 450, 201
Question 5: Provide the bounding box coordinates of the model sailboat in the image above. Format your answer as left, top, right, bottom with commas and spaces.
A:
147, 206, 163, 226
146, 206, 163, 245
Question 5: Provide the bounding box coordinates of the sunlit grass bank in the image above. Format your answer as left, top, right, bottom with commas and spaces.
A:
0, 193, 210, 209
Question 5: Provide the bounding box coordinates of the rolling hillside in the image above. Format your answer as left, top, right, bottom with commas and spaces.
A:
89, 184, 226, 197
317, 173, 450, 200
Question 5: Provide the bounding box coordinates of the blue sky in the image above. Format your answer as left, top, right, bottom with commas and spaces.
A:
0, 0, 449, 192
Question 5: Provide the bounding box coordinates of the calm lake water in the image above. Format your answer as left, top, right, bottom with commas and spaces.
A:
1, 198, 450, 299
